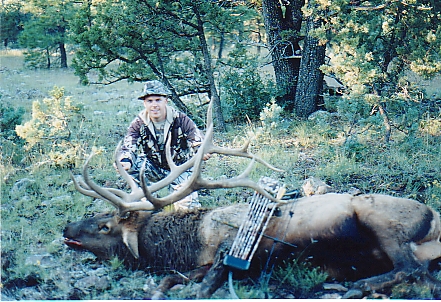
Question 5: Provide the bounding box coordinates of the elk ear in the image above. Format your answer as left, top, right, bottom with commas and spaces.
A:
122, 228, 139, 259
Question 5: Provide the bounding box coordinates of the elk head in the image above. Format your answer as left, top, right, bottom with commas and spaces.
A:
64, 210, 152, 264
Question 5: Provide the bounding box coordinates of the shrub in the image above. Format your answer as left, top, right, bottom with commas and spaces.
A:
219, 46, 276, 122
420, 117, 441, 136
0, 101, 25, 141
260, 99, 283, 130
1, 101, 26, 168
15, 86, 85, 168
426, 180, 441, 212
390, 282, 435, 299
23, 49, 50, 69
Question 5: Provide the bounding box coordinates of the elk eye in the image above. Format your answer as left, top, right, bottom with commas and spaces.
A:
99, 225, 111, 234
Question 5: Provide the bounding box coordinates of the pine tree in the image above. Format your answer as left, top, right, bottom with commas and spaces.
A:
0, 1, 29, 48
19, 0, 75, 68
321, 0, 441, 141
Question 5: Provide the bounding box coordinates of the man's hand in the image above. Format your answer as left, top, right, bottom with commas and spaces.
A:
203, 153, 212, 161
113, 161, 131, 172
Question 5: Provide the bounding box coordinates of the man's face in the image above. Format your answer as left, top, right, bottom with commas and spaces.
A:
143, 95, 168, 122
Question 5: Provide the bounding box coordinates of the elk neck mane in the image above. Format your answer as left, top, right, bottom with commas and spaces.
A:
133, 209, 210, 273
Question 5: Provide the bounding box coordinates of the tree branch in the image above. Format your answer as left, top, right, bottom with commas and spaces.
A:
353, 0, 432, 11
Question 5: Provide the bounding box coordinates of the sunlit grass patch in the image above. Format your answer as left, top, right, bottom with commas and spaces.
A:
420, 118, 441, 136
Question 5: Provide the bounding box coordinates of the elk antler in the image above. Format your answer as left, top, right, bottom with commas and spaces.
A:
70, 142, 154, 212
72, 101, 284, 216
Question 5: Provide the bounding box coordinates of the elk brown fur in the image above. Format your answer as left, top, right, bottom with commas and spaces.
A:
64, 193, 441, 298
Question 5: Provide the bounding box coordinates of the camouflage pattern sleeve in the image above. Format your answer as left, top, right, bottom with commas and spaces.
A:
118, 116, 144, 165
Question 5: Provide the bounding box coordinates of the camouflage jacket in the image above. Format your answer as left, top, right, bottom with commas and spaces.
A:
119, 106, 204, 171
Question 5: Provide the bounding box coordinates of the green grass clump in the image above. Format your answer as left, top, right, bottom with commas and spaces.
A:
390, 282, 436, 299
270, 260, 328, 298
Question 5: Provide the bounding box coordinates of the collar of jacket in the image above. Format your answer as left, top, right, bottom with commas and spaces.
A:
139, 105, 179, 140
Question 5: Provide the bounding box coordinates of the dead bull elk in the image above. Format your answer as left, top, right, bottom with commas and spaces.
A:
64, 106, 441, 299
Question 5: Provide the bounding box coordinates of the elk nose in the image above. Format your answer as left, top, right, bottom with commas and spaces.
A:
63, 224, 75, 237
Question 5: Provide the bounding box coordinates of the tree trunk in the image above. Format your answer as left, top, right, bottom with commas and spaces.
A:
142, 43, 190, 116
162, 77, 191, 115
217, 32, 225, 59
294, 14, 326, 118
261, 0, 304, 112
60, 42, 68, 68
195, 7, 226, 131
378, 104, 391, 143
46, 48, 51, 69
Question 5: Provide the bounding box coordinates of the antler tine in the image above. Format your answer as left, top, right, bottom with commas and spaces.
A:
113, 141, 142, 199
197, 157, 282, 203
112, 141, 146, 200
202, 124, 282, 173
206, 142, 283, 172
206, 98, 214, 130
72, 170, 136, 202
72, 150, 155, 214
81, 153, 128, 211
165, 134, 177, 170
203, 100, 283, 172
70, 172, 102, 200
131, 139, 208, 211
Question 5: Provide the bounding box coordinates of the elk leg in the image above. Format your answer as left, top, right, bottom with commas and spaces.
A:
351, 265, 441, 298
352, 240, 441, 295
151, 265, 211, 299
197, 244, 230, 299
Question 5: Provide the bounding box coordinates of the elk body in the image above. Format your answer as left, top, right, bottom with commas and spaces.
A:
64, 103, 441, 298
64, 193, 441, 298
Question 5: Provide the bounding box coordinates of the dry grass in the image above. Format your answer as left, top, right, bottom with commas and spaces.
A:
1, 49, 142, 116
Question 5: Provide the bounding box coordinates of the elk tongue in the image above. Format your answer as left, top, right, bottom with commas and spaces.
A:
64, 238, 83, 247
